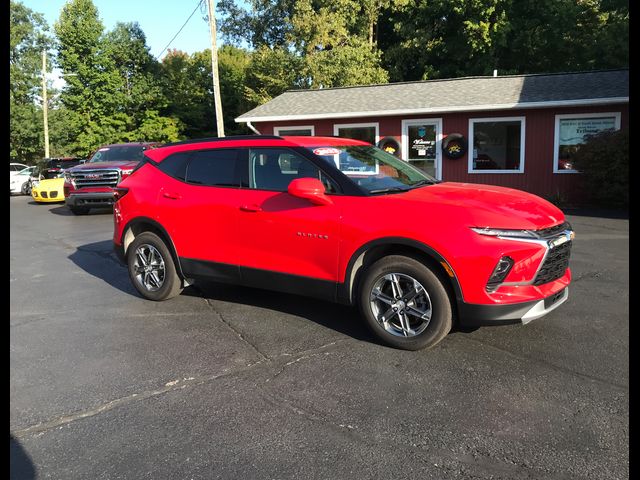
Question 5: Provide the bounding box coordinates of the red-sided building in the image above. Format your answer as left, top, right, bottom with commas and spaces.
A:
235, 70, 628, 204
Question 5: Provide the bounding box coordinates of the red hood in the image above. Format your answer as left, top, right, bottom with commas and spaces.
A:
393, 182, 565, 230
69, 160, 139, 171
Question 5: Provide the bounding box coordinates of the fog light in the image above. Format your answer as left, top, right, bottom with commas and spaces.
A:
486, 256, 514, 292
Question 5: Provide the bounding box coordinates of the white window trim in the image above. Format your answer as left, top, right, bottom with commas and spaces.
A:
553, 112, 621, 174
468, 116, 526, 174
273, 125, 315, 136
401, 118, 443, 181
333, 122, 380, 144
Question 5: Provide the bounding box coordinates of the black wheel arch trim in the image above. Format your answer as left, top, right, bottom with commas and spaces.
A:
339, 237, 464, 306
119, 217, 185, 280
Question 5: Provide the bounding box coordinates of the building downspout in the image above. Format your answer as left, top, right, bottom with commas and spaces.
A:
246, 121, 261, 135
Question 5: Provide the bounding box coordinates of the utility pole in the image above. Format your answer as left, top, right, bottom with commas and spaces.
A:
41, 50, 50, 158
206, 0, 225, 137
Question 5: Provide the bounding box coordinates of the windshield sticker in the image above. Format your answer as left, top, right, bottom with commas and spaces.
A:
313, 147, 340, 156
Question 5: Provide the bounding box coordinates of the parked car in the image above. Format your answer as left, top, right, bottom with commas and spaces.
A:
113, 135, 573, 351
42, 157, 84, 179
9, 166, 38, 195
64, 142, 159, 215
10, 163, 29, 176
31, 174, 65, 203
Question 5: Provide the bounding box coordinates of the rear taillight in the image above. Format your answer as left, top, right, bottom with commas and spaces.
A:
113, 187, 129, 201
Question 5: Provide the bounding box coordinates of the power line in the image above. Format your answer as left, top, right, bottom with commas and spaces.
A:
155, 0, 204, 60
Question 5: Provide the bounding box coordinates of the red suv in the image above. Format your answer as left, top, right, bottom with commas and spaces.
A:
64, 142, 158, 215
113, 136, 573, 350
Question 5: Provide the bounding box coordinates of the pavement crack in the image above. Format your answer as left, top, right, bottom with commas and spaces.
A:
267, 351, 334, 382
201, 296, 270, 362
12, 364, 266, 439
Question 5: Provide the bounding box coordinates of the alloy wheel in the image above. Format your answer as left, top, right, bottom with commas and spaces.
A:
369, 273, 432, 337
132, 244, 166, 292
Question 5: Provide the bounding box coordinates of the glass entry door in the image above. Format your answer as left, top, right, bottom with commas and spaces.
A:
402, 119, 442, 179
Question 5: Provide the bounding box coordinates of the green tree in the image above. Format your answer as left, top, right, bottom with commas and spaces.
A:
571, 129, 628, 208
496, 0, 629, 74
10, 1, 50, 163
219, 0, 389, 89
378, 0, 510, 81
160, 49, 214, 138
55, 0, 180, 155
218, 45, 252, 134
243, 46, 304, 107
54, 0, 122, 156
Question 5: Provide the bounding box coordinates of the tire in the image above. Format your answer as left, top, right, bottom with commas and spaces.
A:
21, 181, 31, 195
358, 255, 452, 350
127, 232, 183, 301
69, 206, 90, 215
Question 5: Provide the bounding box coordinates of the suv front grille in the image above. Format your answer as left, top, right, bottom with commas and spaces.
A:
536, 222, 570, 239
533, 240, 572, 286
70, 169, 120, 188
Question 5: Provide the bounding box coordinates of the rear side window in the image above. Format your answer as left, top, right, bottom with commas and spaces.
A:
185, 149, 240, 187
157, 152, 189, 181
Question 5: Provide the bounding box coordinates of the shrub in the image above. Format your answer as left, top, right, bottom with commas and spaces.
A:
571, 129, 628, 208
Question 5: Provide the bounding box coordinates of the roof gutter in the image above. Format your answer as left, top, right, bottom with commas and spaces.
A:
246, 121, 261, 135
235, 97, 629, 124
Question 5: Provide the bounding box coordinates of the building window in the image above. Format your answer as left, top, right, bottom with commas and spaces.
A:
333, 122, 379, 145
553, 113, 621, 173
274, 125, 315, 136
469, 117, 525, 173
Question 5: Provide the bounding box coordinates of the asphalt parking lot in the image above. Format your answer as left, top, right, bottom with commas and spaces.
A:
10, 195, 628, 479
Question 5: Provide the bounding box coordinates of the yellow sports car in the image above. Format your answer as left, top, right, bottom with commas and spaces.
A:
31, 177, 65, 203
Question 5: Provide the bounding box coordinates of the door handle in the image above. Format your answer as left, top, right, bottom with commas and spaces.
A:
240, 204, 262, 212
163, 192, 182, 200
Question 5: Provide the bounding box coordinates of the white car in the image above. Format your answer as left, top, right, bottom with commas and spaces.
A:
10, 166, 38, 195
10, 163, 28, 176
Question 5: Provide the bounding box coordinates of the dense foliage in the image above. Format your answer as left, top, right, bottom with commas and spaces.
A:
10, 0, 628, 162
570, 129, 628, 208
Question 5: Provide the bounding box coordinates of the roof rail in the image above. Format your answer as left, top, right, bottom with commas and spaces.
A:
162, 135, 283, 147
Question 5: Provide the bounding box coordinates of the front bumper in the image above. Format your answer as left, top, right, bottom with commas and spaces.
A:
457, 287, 569, 327
32, 188, 64, 203
65, 192, 115, 208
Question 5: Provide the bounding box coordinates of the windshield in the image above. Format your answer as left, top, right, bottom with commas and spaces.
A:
47, 159, 82, 169
89, 145, 147, 163
306, 145, 437, 194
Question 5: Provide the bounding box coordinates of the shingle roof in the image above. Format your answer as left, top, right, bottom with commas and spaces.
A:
236, 69, 628, 123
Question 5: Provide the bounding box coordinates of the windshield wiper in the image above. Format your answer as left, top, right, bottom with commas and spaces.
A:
408, 179, 434, 189
369, 186, 411, 195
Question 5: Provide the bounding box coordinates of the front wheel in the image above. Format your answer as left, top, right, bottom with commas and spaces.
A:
127, 232, 183, 301
21, 181, 31, 195
358, 255, 453, 350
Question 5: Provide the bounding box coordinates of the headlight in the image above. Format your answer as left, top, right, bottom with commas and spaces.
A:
470, 227, 539, 239
31, 180, 39, 188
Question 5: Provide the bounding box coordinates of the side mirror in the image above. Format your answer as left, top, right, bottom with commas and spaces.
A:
287, 178, 333, 206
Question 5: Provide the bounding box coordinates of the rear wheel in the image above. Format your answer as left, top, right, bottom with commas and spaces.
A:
127, 232, 183, 301
69, 206, 90, 215
358, 255, 452, 350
